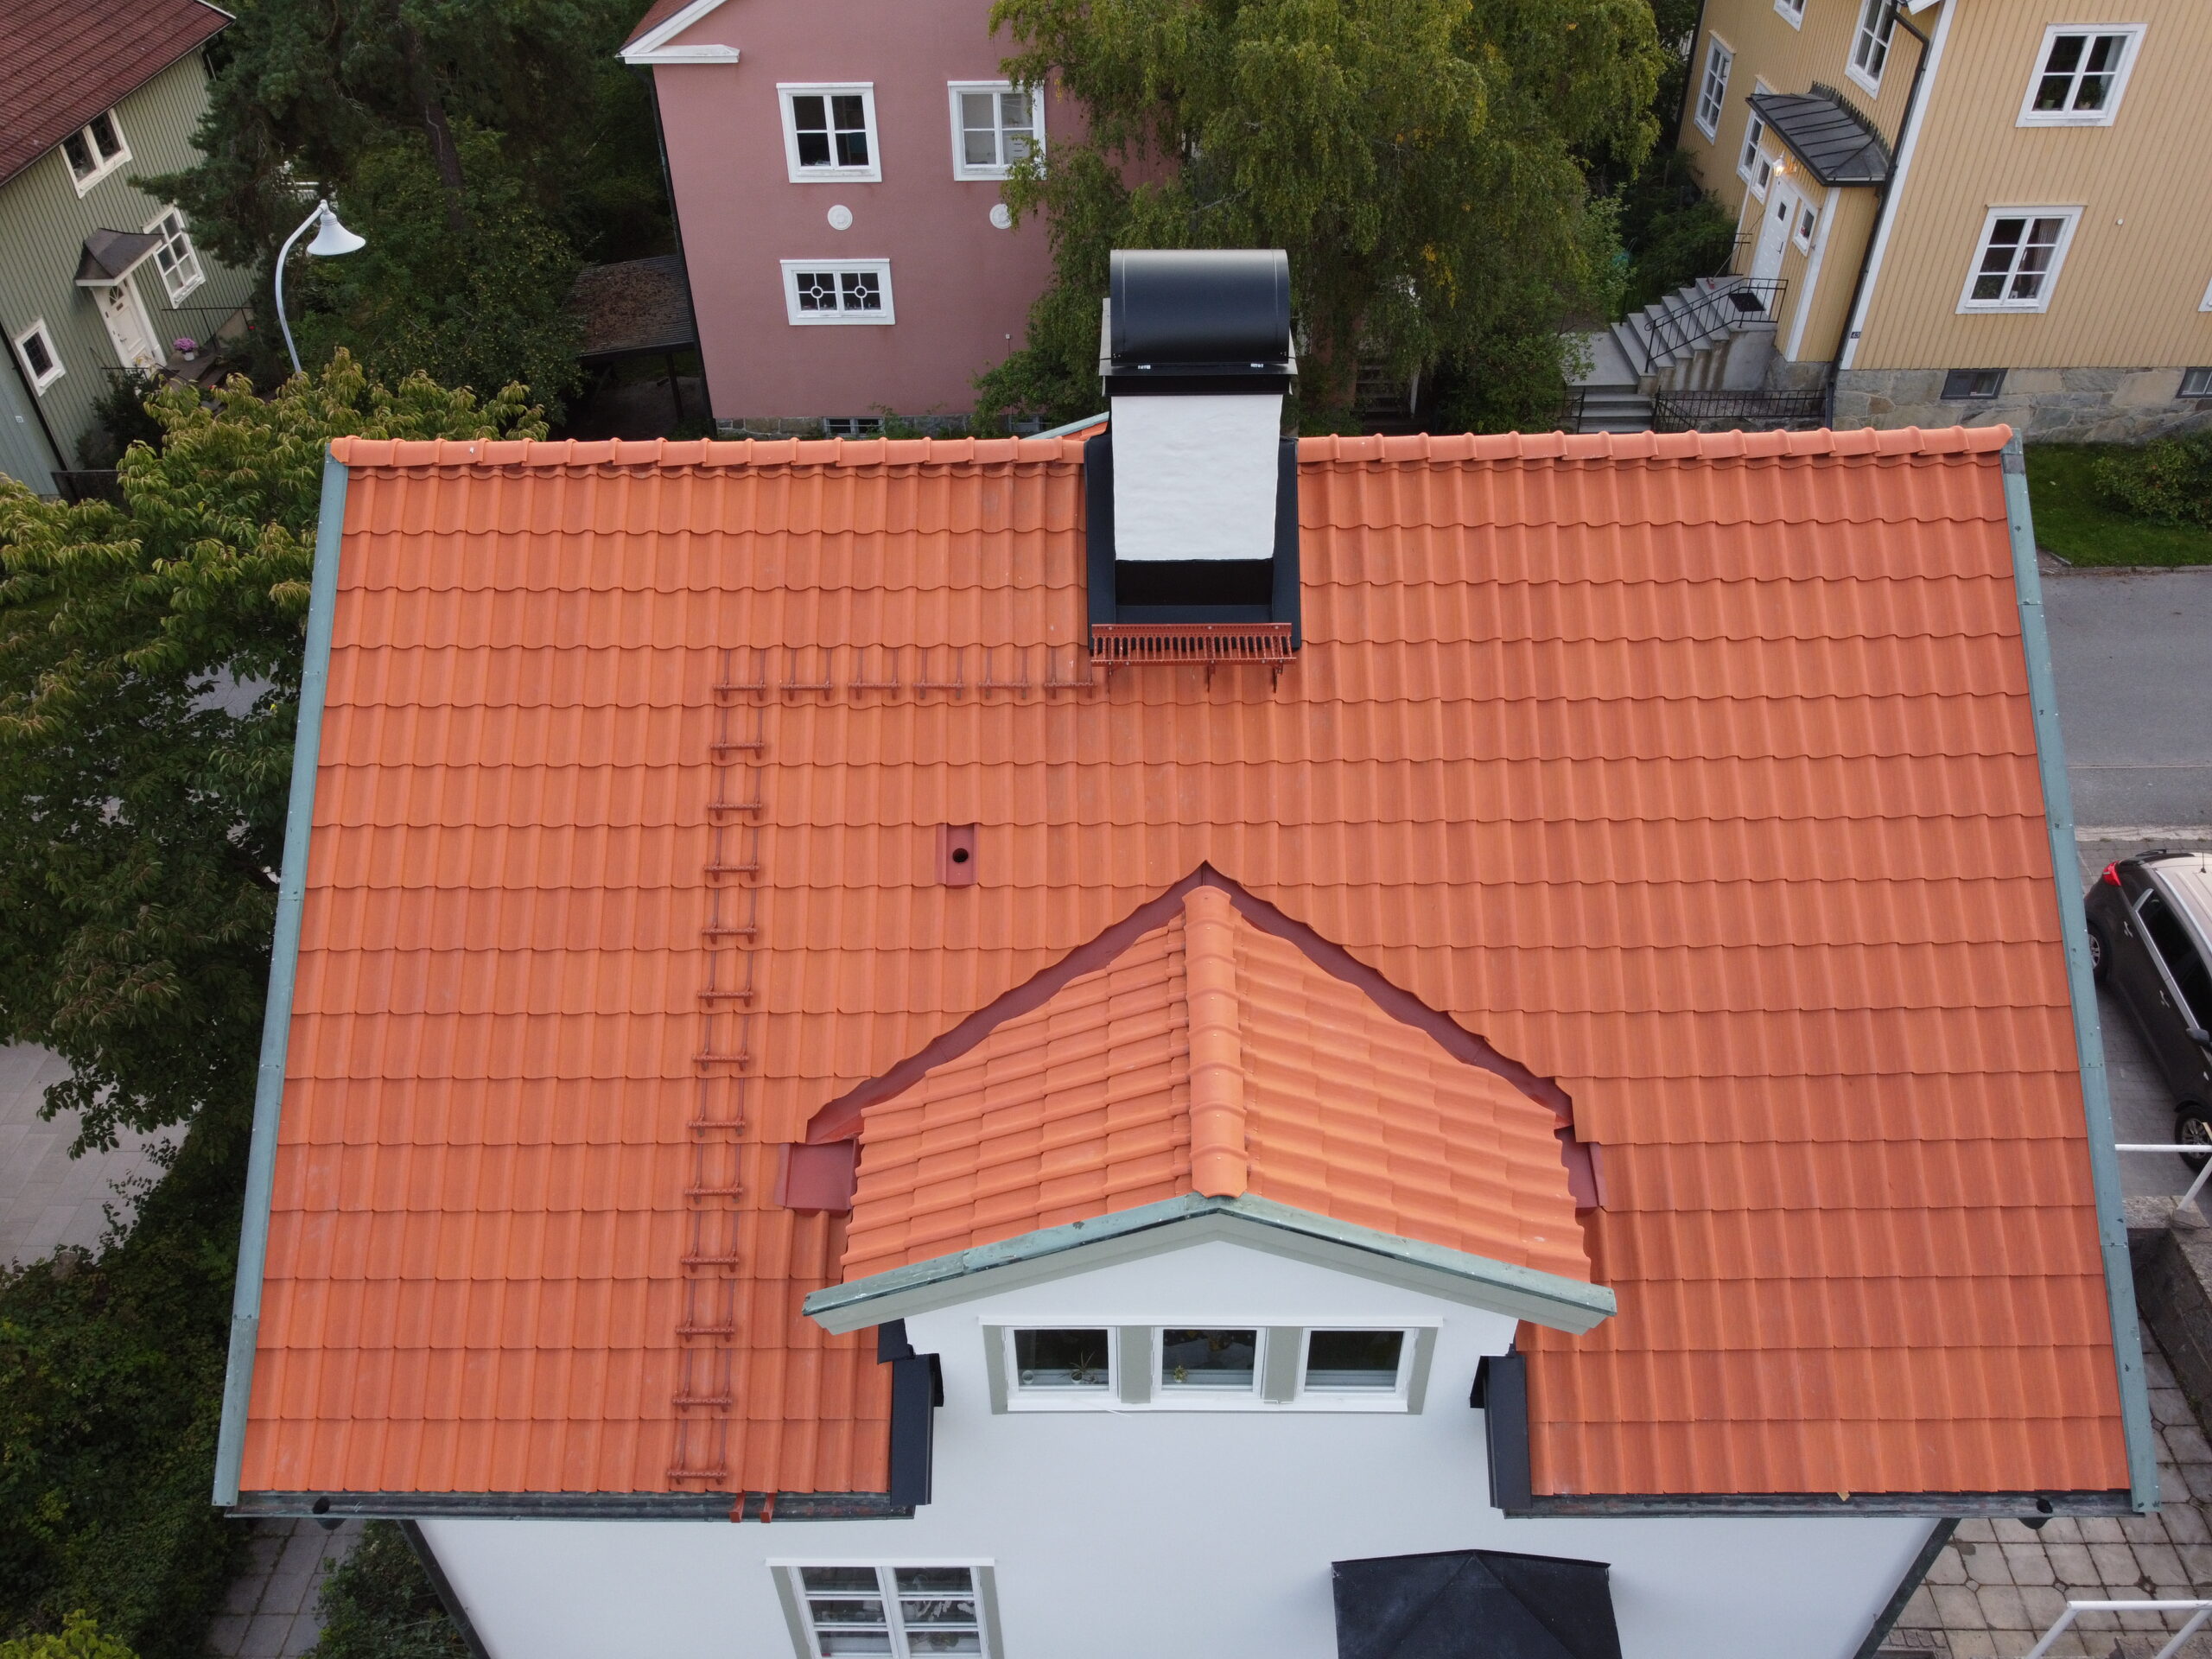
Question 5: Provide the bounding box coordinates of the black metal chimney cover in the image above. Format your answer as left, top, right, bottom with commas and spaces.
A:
1109, 249, 1293, 385
1332, 1549, 1624, 1659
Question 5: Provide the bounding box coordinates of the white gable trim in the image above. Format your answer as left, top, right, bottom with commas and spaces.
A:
803, 1192, 1617, 1337
620, 0, 740, 64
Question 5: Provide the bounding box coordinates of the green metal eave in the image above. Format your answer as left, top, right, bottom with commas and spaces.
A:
212, 449, 347, 1508
802, 1192, 1618, 1336
2000, 432, 2160, 1513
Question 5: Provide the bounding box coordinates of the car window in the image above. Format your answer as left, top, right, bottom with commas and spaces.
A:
2139, 890, 2212, 1027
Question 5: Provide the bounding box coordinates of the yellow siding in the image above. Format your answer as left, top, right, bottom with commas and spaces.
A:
1794, 187, 1878, 361
1858, 0, 2212, 369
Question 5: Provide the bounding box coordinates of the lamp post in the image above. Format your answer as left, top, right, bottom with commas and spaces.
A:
272, 199, 366, 376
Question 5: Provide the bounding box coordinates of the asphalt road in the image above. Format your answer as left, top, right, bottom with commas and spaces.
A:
2046, 563, 2212, 1203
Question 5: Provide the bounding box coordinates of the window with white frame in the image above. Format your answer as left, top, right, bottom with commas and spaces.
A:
1300, 1330, 1410, 1393
1773, 0, 1805, 25
1738, 108, 1770, 190
1008, 1328, 1109, 1393
1958, 208, 2081, 313
779, 85, 880, 182
2180, 367, 2212, 398
2018, 25, 2144, 126
11, 320, 63, 392
995, 1324, 1424, 1411
1695, 36, 1732, 138
1793, 200, 1818, 252
59, 109, 129, 194
782, 258, 895, 325
1847, 0, 1897, 93
779, 1565, 995, 1659
146, 209, 205, 302
949, 83, 1042, 181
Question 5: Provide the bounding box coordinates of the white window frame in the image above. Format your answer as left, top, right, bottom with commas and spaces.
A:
1695, 35, 1733, 139
773, 1563, 999, 1659
10, 319, 64, 392
2179, 367, 2212, 398
781, 258, 896, 326
59, 108, 130, 195
2202, 274, 2212, 314
1773, 0, 1805, 27
1847, 0, 1897, 96
778, 84, 880, 184
1792, 198, 1819, 252
144, 207, 206, 302
1000, 1326, 1114, 1408
1294, 1327, 1421, 1406
1155, 1325, 1266, 1405
2016, 24, 2145, 128
947, 81, 1044, 181
1956, 207, 2082, 315
1738, 82, 1774, 196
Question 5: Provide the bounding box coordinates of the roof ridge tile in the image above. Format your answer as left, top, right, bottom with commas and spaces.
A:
1181, 886, 1249, 1197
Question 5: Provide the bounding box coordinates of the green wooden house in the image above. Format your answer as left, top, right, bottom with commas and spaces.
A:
0, 0, 254, 493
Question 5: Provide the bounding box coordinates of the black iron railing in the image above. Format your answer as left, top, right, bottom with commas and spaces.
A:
1650, 390, 1827, 433
1558, 389, 1588, 435
1641, 277, 1787, 375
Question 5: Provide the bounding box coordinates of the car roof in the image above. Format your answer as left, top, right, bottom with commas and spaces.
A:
2144, 854, 2212, 938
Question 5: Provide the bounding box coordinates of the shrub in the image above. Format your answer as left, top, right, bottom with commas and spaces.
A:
308, 1524, 467, 1659
0, 1611, 137, 1659
2094, 433, 2212, 529
76, 371, 168, 469
1614, 148, 1738, 317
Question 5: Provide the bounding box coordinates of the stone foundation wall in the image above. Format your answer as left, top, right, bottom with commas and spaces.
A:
1830, 367, 2212, 443
714, 415, 1015, 439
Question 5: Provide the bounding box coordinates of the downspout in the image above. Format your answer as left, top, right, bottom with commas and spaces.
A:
1827, 0, 1933, 419
213, 448, 348, 1506
1999, 430, 2161, 1515
633, 64, 715, 429
0, 313, 70, 481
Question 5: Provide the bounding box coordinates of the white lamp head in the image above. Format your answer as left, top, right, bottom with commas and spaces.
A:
306, 205, 366, 257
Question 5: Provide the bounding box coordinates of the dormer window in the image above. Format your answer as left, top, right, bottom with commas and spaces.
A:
60, 110, 129, 194
1160, 1328, 1259, 1392
1302, 1330, 1406, 1391
1011, 1328, 1109, 1390
989, 1324, 1433, 1412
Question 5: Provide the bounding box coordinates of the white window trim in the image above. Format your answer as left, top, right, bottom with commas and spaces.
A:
1846, 0, 1895, 97
1154, 1325, 1267, 1406
1695, 35, 1733, 139
1773, 0, 1805, 28
778, 83, 880, 184
1955, 206, 2083, 315
781, 258, 895, 325
2201, 274, 2212, 314
2180, 367, 2212, 397
1791, 197, 1819, 253
988, 1323, 1433, 1413
144, 207, 206, 302
947, 81, 1044, 181
1001, 1326, 1114, 1408
11, 319, 64, 392
60, 110, 130, 196
2016, 23, 2145, 128
1293, 1328, 1422, 1406
1738, 80, 1774, 196
772, 1563, 999, 1659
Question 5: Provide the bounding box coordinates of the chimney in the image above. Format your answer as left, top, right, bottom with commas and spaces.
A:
1086, 250, 1300, 671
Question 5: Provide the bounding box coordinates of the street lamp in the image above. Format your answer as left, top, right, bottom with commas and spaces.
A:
272, 198, 366, 376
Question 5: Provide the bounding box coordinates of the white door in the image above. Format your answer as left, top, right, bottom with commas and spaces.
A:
94, 277, 163, 371
1751, 188, 1794, 283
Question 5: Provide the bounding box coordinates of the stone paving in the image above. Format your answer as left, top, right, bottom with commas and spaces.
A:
1890, 1321, 2212, 1659
206, 1517, 363, 1658
0, 1042, 171, 1268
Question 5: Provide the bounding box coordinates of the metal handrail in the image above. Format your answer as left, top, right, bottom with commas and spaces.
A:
1641, 276, 1788, 376
2023, 1599, 2212, 1659
2115, 1144, 2212, 1211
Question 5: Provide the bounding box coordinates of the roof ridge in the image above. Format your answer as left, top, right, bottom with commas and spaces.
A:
1181, 887, 1248, 1197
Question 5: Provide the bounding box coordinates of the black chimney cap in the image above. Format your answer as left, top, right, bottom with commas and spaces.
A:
1106, 250, 1294, 392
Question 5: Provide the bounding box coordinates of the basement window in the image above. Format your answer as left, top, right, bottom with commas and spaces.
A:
2179, 368, 2212, 399
1010, 1328, 1110, 1391
1160, 1328, 1260, 1393
60, 110, 129, 194
781, 1565, 995, 1659
1942, 368, 2006, 400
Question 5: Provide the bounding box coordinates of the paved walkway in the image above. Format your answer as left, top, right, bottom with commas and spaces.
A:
207, 1517, 363, 1657
0, 1043, 171, 1268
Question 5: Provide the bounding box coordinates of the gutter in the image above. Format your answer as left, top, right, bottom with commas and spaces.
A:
1830, 0, 1938, 391
211, 448, 348, 1506
1999, 430, 2161, 1514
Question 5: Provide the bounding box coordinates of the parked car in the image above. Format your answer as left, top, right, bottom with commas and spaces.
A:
2086, 852, 2212, 1155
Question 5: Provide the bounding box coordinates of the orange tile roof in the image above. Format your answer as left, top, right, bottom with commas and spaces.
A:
839, 883, 1592, 1285
239, 424, 2129, 1503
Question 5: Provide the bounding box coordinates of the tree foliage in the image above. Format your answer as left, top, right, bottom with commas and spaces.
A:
0, 354, 544, 1151
0, 1612, 138, 1659
141, 0, 665, 406
976, 0, 1666, 427
309, 1523, 469, 1659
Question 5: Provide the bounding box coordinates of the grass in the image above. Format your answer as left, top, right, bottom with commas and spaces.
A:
2025, 444, 2212, 568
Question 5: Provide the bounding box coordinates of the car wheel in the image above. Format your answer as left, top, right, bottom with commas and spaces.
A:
2087, 917, 2112, 986
2177, 1106, 2212, 1174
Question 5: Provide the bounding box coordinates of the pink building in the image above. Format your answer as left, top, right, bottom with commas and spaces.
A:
622, 0, 1071, 435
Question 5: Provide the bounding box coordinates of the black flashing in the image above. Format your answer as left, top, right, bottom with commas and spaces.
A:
1106, 248, 1294, 394
1478, 1351, 1534, 1513
227, 1490, 913, 1520
1332, 1548, 1623, 1659
880, 1318, 941, 1509
1748, 88, 1892, 187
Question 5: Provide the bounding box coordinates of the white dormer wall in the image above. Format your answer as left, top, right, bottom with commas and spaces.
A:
415, 1232, 1937, 1659
1109, 393, 1283, 563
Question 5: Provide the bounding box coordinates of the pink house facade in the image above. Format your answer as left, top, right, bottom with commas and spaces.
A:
622, 0, 1071, 434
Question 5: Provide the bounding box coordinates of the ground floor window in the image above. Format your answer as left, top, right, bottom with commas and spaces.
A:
1958, 208, 2079, 313
11, 319, 63, 391
778, 1564, 995, 1658
783, 258, 895, 326
146, 209, 205, 301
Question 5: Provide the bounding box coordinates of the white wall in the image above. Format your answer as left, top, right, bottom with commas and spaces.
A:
422, 1240, 1933, 1659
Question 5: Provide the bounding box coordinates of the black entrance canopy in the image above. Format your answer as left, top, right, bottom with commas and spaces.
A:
1332, 1548, 1623, 1659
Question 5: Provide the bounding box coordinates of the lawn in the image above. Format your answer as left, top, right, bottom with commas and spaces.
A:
2025, 443, 2212, 568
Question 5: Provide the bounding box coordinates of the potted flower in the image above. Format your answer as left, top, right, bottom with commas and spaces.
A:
174, 336, 198, 362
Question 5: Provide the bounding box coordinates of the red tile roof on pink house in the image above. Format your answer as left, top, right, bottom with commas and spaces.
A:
227, 425, 2139, 1512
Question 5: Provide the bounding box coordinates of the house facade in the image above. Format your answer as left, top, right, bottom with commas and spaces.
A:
1678, 0, 2212, 437
0, 0, 255, 492
621, 0, 1067, 435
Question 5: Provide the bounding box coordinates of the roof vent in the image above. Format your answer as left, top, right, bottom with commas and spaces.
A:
1087, 250, 1300, 670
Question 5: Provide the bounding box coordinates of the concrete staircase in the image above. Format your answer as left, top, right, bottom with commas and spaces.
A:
1567, 276, 1782, 434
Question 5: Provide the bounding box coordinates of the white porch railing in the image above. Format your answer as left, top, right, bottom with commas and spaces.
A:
2114, 1145, 2212, 1211
2021, 1599, 2212, 1659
